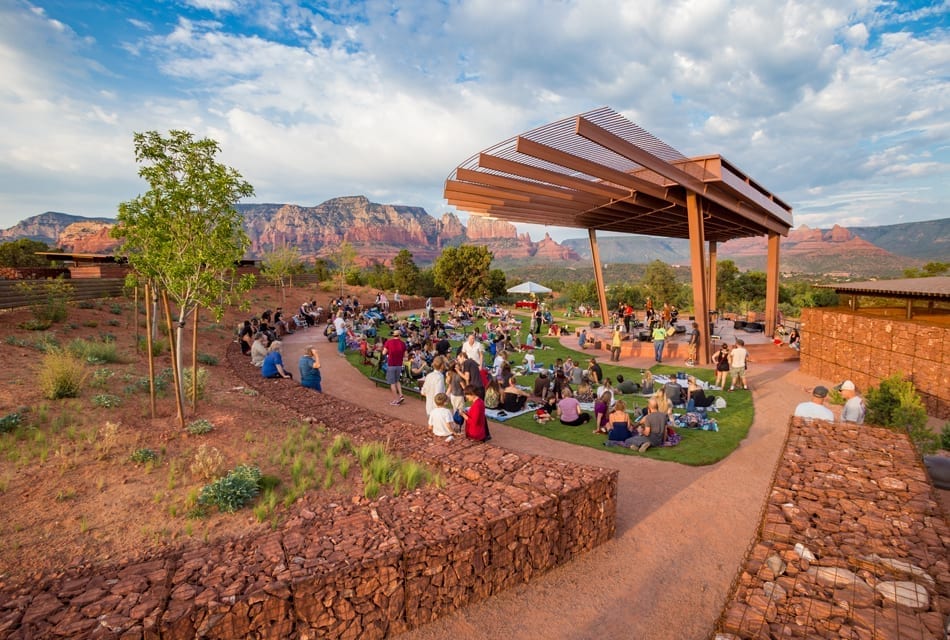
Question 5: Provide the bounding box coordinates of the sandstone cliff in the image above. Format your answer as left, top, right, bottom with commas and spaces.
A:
1, 196, 582, 266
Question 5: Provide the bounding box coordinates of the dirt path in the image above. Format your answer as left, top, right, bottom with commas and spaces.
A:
276, 328, 895, 639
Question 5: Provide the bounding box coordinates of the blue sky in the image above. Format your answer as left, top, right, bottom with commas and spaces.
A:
1, 0, 948, 243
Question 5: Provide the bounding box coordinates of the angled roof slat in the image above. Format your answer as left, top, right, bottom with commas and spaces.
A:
445, 106, 793, 242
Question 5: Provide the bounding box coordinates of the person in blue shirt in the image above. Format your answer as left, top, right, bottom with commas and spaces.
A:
298, 345, 322, 391
261, 341, 292, 380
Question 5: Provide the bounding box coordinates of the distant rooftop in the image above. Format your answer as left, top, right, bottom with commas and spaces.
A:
818, 276, 950, 301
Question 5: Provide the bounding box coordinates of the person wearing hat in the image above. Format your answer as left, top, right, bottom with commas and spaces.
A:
793, 385, 834, 421
837, 380, 865, 424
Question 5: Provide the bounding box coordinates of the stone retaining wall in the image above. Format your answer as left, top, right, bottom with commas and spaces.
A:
715, 417, 950, 639
799, 307, 950, 419
0, 346, 617, 639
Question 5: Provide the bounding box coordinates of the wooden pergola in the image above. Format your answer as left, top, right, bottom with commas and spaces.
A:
444, 106, 794, 364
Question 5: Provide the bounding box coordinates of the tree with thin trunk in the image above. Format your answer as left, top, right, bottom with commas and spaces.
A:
113, 130, 254, 427
260, 245, 303, 303
331, 241, 358, 297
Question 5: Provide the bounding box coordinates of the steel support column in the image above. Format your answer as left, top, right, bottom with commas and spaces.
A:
588, 229, 610, 327
686, 193, 710, 364
765, 232, 781, 336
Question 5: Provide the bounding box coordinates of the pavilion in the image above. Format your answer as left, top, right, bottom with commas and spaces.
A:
444, 106, 794, 364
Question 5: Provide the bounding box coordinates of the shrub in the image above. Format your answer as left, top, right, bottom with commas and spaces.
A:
39, 349, 87, 400
190, 444, 224, 480
198, 464, 262, 513
186, 419, 214, 435
865, 373, 933, 453
16, 278, 73, 325
181, 367, 209, 400
138, 335, 168, 356
130, 448, 158, 464
68, 339, 125, 364
196, 353, 219, 366
77, 300, 96, 309
91, 368, 114, 388
109, 303, 123, 315
0, 413, 22, 434
92, 394, 122, 408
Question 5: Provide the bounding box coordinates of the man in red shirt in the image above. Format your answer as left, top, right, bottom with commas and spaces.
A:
383, 333, 407, 405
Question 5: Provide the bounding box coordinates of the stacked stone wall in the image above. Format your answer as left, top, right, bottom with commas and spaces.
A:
716, 418, 950, 639
799, 308, 950, 419
0, 346, 617, 639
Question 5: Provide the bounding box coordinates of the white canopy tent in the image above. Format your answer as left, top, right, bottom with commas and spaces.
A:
506, 281, 552, 295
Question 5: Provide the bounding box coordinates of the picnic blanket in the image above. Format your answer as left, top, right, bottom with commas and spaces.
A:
485, 405, 536, 422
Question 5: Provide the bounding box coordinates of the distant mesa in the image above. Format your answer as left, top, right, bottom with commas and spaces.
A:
0, 195, 581, 266
1, 200, 944, 276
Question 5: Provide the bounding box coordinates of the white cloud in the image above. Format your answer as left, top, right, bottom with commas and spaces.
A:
0, 0, 946, 240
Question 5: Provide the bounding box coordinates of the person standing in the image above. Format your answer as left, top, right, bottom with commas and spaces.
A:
298, 346, 322, 392
837, 380, 865, 424
728, 339, 749, 391
333, 312, 346, 357
686, 321, 700, 367
610, 326, 623, 362
651, 323, 668, 363
714, 344, 731, 389
458, 352, 485, 399
461, 332, 484, 367
794, 385, 834, 421
533, 307, 543, 335
383, 332, 407, 405
421, 356, 447, 416
622, 303, 634, 333
461, 385, 489, 441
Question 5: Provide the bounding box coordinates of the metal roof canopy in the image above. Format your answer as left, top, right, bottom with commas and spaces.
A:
444, 106, 793, 243
819, 277, 950, 301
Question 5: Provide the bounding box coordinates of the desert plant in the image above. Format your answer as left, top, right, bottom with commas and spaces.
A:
39, 349, 87, 400
196, 353, 219, 366
186, 419, 214, 436
92, 394, 122, 408
865, 373, 933, 453
68, 338, 126, 364
77, 300, 96, 309
138, 335, 168, 356
190, 444, 224, 480
91, 368, 114, 389
0, 413, 22, 434
109, 302, 123, 315
198, 464, 262, 513
95, 421, 120, 459
16, 278, 73, 326
181, 367, 209, 400
130, 448, 158, 464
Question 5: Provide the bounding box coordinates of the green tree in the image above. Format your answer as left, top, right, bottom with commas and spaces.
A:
330, 241, 358, 296
392, 249, 420, 294
0, 239, 51, 267
414, 268, 445, 298
310, 258, 331, 281
260, 245, 303, 302
113, 130, 254, 425
363, 262, 394, 290
433, 245, 493, 301
904, 261, 949, 278
641, 260, 683, 307
486, 269, 508, 299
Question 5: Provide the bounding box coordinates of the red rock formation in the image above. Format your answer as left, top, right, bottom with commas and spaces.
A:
58, 222, 119, 253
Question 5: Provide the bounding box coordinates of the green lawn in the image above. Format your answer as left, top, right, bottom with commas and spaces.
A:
348, 310, 754, 466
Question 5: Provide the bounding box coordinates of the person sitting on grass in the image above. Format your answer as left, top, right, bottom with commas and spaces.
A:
625, 397, 667, 452
686, 376, 715, 411
616, 374, 639, 395
428, 393, 455, 443
593, 390, 612, 434
501, 375, 529, 412
605, 399, 633, 443
461, 385, 490, 442
250, 332, 269, 367
298, 345, 322, 392
484, 378, 502, 410
261, 341, 292, 380
556, 387, 591, 426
